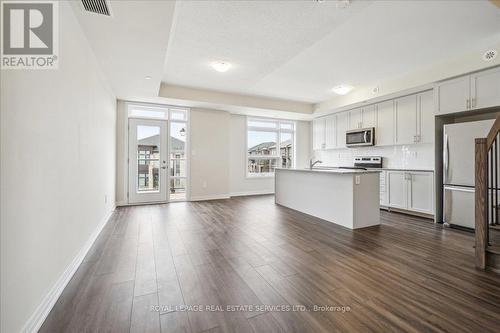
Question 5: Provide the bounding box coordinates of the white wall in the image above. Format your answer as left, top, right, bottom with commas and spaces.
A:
190, 109, 231, 200
0, 2, 116, 332
229, 114, 311, 196
115, 100, 128, 205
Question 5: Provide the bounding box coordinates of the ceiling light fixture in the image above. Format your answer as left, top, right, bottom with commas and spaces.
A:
211, 61, 231, 73
332, 84, 354, 95
145, 76, 152, 80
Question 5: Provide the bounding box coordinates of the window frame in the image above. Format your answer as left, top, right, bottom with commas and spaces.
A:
246, 117, 296, 178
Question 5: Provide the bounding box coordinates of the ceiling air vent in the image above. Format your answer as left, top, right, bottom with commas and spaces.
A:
81, 0, 112, 16
483, 49, 498, 62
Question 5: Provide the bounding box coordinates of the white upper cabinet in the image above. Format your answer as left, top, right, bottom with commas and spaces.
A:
435, 76, 470, 115
471, 67, 500, 110
312, 118, 325, 150
362, 105, 377, 128
348, 108, 363, 130
435, 67, 500, 115
376, 100, 395, 146
395, 94, 418, 145
418, 90, 434, 144
336, 112, 348, 149
324, 115, 336, 149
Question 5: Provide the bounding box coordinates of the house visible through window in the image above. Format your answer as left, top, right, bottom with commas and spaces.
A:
247, 117, 295, 177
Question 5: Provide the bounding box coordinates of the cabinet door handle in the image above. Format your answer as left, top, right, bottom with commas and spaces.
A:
472, 98, 476, 108
466, 99, 470, 109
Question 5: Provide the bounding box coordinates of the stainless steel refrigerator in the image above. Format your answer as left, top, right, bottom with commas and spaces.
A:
443, 119, 494, 229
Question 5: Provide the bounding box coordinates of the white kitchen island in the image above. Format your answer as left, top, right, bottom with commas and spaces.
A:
275, 168, 381, 229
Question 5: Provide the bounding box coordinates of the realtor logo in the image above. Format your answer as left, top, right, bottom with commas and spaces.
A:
1, 1, 58, 69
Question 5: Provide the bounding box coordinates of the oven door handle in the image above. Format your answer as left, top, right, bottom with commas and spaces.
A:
364, 131, 368, 143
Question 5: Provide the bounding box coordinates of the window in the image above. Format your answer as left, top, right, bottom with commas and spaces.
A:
247, 117, 295, 177
169, 110, 188, 200
128, 105, 168, 119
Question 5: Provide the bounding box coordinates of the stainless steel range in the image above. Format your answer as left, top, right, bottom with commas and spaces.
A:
353, 156, 383, 168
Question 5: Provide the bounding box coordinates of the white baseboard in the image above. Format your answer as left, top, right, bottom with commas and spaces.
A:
115, 200, 128, 207
22, 207, 116, 333
230, 190, 274, 197
190, 194, 230, 201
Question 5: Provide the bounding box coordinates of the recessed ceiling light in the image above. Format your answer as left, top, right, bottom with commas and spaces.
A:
145, 76, 152, 80
483, 49, 498, 62
211, 61, 231, 73
332, 84, 354, 95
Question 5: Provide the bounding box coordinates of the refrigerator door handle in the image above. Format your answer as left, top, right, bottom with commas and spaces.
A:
443, 185, 475, 193
443, 134, 449, 184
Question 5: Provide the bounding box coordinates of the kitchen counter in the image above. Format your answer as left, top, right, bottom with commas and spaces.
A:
275, 167, 381, 174
275, 168, 380, 229
368, 167, 433, 172
312, 166, 433, 173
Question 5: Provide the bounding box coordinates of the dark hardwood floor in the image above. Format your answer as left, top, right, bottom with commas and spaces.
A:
40, 195, 500, 333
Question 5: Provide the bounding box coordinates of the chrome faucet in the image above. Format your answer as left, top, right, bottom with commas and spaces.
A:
309, 159, 323, 169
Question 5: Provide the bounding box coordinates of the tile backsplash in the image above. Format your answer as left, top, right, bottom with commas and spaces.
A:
313, 144, 434, 170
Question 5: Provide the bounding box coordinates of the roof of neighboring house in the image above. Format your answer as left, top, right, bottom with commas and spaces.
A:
248, 139, 291, 153
138, 135, 185, 151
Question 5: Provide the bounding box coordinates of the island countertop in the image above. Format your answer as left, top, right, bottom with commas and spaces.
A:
275, 167, 382, 174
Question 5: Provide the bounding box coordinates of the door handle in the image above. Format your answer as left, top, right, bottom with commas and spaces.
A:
443, 134, 449, 183
161, 166, 167, 170
471, 98, 476, 108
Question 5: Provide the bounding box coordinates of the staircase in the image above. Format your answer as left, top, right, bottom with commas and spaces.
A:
475, 115, 500, 272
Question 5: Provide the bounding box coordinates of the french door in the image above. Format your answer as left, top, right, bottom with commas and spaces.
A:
128, 118, 168, 204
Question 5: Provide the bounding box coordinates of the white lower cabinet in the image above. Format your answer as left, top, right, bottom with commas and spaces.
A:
387, 170, 434, 215
379, 171, 388, 206
387, 171, 408, 209
408, 172, 434, 214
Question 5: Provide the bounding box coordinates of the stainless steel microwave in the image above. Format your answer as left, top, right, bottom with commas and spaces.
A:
346, 128, 375, 147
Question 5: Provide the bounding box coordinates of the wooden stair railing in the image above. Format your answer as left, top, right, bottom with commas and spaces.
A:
475, 115, 500, 270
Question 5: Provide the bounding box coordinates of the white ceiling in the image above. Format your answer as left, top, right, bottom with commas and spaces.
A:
163, 0, 500, 104
69, 0, 175, 100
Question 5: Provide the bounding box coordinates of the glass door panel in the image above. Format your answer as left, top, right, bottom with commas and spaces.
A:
128, 119, 168, 203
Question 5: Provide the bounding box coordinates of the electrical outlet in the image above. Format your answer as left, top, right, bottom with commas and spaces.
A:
355, 175, 361, 185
